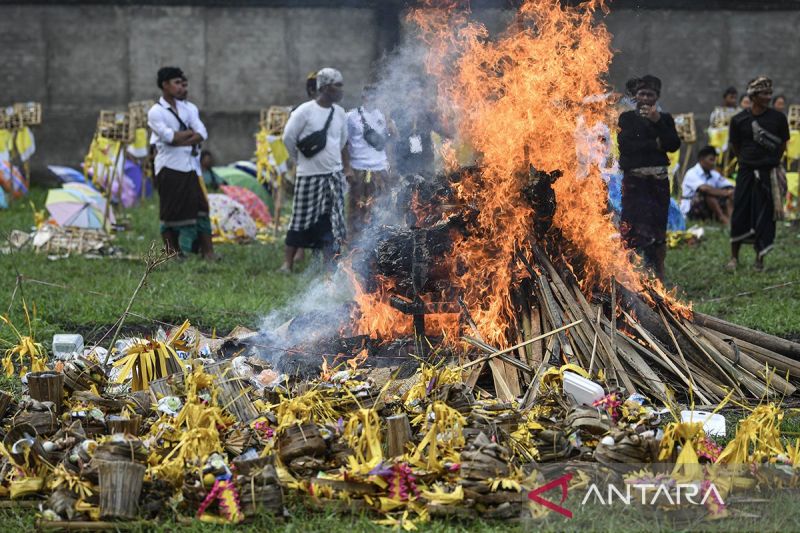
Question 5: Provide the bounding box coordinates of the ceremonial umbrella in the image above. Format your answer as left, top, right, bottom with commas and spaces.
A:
208, 193, 257, 241
213, 166, 272, 207
48, 165, 88, 184
45, 187, 114, 229
220, 185, 272, 225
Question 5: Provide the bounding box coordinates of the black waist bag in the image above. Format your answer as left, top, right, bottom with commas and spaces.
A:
359, 107, 387, 151
297, 107, 335, 158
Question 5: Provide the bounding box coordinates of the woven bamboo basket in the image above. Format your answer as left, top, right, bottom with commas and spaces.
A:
2, 105, 21, 129
0, 390, 14, 419
106, 415, 142, 435
260, 106, 291, 133
204, 361, 258, 423
98, 461, 145, 519
12, 408, 58, 437
148, 372, 186, 402
14, 102, 42, 126
674, 113, 696, 144
97, 110, 133, 143
27, 372, 65, 413
789, 105, 800, 130
63, 358, 107, 393
128, 100, 153, 130
3, 423, 43, 466
277, 423, 326, 463
123, 391, 153, 417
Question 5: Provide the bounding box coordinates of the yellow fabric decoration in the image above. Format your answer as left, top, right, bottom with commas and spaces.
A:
14, 127, 35, 162
0, 129, 12, 160
787, 130, 800, 161
128, 128, 149, 159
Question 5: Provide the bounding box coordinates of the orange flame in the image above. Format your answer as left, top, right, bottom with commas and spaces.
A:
348, 0, 688, 346
406, 0, 649, 346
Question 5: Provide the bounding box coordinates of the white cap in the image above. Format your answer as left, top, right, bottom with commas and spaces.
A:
316, 67, 343, 90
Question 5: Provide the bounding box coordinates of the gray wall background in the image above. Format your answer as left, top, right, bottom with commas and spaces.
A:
2, 3, 799, 178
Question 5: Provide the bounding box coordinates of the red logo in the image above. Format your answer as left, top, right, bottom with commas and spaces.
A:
528, 473, 573, 518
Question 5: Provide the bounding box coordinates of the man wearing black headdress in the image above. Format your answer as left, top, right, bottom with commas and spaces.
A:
618, 75, 681, 280
147, 66, 216, 259
727, 76, 789, 272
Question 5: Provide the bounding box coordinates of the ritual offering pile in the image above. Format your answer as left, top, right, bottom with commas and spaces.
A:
0, 306, 797, 529
4, 0, 800, 529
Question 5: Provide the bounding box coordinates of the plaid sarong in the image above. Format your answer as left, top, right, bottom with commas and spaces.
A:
288, 171, 346, 247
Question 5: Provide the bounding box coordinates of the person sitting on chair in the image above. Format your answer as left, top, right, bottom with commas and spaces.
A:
680, 146, 734, 225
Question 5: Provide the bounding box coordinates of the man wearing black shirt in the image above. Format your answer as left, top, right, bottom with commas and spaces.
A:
617, 75, 681, 281
392, 83, 442, 177
728, 76, 789, 272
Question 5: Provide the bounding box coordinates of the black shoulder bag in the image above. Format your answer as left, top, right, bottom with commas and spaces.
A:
165, 105, 200, 157
296, 107, 335, 158
358, 107, 387, 151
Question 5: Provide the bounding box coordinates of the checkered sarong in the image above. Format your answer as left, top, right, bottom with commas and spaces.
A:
288, 171, 346, 245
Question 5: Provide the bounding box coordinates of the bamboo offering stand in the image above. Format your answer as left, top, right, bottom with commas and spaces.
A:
672, 112, 696, 198
94, 110, 134, 229
128, 100, 155, 201
257, 106, 291, 235
1, 102, 42, 190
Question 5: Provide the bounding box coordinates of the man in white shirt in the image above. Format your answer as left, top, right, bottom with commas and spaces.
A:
147, 67, 216, 259
345, 84, 392, 236
280, 67, 349, 272
680, 145, 734, 225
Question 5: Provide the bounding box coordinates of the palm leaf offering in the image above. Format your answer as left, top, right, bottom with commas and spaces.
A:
112, 320, 190, 391
0, 311, 48, 378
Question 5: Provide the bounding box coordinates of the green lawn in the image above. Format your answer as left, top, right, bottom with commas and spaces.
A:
666, 221, 800, 337
0, 188, 312, 349
1, 188, 800, 531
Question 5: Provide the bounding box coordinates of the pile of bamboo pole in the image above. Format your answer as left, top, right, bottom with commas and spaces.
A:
461, 245, 800, 405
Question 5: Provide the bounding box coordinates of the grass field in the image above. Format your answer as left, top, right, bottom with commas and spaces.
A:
1, 188, 800, 531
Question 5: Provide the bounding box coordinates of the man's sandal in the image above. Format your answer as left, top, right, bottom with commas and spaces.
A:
724, 258, 738, 272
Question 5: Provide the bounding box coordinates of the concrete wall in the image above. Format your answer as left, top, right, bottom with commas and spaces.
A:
1, 4, 381, 176
605, 9, 800, 134
1, 4, 799, 177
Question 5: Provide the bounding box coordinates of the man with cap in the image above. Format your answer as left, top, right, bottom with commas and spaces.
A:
147, 66, 216, 259
727, 76, 789, 272
617, 74, 681, 281
280, 67, 349, 272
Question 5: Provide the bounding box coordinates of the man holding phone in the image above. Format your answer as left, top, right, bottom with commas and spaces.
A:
617, 75, 681, 281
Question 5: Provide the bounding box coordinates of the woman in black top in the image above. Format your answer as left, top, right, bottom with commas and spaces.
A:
617, 75, 681, 281
728, 76, 790, 272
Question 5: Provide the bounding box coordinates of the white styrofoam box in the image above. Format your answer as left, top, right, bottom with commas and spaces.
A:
52, 334, 83, 360
680, 410, 726, 437
563, 371, 605, 406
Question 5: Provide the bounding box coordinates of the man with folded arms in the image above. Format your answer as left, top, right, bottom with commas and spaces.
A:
148, 66, 217, 260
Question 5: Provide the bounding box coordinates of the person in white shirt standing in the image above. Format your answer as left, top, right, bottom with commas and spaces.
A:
680, 145, 734, 225
280, 67, 349, 273
345, 84, 392, 236
147, 67, 216, 260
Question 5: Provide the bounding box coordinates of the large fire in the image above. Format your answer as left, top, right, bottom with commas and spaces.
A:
351, 0, 681, 346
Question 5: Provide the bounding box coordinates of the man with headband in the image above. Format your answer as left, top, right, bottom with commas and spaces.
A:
727, 76, 789, 272
280, 67, 349, 272
617, 74, 681, 281
147, 66, 217, 260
